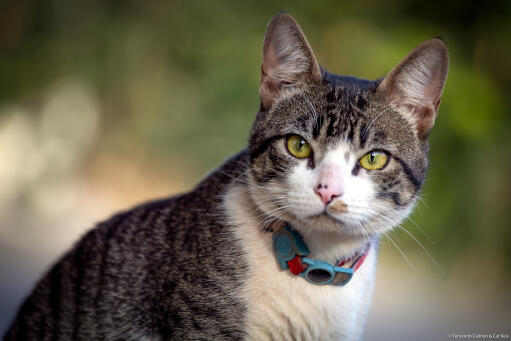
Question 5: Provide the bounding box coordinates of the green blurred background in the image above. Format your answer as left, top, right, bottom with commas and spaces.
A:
0, 0, 510, 339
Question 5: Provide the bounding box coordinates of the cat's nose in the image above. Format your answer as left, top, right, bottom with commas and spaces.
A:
314, 183, 343, 205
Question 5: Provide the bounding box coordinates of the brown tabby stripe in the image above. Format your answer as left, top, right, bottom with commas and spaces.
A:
393, 156, 421, 191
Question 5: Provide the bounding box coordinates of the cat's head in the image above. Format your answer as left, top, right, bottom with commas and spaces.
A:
248, 13, 448, 240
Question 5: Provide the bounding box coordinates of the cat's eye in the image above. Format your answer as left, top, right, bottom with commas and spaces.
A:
286, 135, 312, 159
359, 151, 388, 170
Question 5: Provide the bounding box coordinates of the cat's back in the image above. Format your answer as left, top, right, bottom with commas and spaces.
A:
5, 151, 250, 340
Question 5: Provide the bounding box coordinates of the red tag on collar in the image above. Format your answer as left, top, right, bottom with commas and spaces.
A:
287, 255, 308, 275
354, 246, 370, 271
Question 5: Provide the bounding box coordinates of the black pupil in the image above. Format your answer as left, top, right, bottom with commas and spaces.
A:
307, 269, 332, 283
370, 152, 375, 163
298, 139, 304, 150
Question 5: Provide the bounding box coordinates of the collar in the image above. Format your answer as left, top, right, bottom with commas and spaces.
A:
273, 224, 370, 286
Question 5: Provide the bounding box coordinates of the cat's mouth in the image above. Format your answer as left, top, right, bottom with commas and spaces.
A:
307, 200, 349, 222
303, 211, 373, 237
307, 211, 346, 225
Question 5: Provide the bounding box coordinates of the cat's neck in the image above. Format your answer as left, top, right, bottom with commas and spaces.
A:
292, 224, 373, 265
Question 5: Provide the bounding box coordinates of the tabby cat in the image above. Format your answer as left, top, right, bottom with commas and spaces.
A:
5, 12, 448, 341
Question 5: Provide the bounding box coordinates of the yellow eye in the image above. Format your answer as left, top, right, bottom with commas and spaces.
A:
286, 135, 312, 159
360, 151, 388, 170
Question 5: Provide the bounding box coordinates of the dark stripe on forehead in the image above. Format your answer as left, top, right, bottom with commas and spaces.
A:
393, 156, 422, 191
325, 110, 365, 142
325, 88, 336, 102
347, 117, 355, 142
356, 96, 368, 111
326, 113, 337, 136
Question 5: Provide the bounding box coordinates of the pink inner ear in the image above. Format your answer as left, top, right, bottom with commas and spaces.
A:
398, 71, 445, 139
258, 13, 322, 110
259, 45, 282, 109
380, 39, 448, 140
262, 43, 280, 79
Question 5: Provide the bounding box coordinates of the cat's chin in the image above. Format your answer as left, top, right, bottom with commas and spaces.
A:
292, 212, 366, 237
306, 212, 342, 227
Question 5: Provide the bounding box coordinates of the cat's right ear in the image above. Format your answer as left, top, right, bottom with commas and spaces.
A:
378, 39, 449, 140
259, 12, 322, 111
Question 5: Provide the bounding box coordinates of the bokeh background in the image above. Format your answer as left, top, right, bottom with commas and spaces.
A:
1, 1, 510, 339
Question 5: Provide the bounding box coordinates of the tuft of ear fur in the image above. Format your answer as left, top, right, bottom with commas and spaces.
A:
259, 12, 322, 110
379, 39, 449, 140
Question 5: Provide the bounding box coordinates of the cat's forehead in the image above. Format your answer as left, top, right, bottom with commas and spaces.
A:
273, 84, 391, 147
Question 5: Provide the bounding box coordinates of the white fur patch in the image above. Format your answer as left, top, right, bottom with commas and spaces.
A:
223, 184, 377, 341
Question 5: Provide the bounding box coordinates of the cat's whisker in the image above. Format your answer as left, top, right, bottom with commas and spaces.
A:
415, 196, 431, 220
218, 168, 250, 183
350, 207, 437, 273
266, 206, 293, 218
253, 198, 292, 211
251, 183, 288, 193
361, 214, 386, 235
413, 199, 424, 219
368, 209, 437, 266
417, 195, 430, 211
404, 215, 434, 245
396, 225, 442, 273
354, 219, 371, 243
254, 184, 292, 194
254, 196, 287, 204
255, 210, 282, 226
254, 204, 293, 222
259, 213, 292, 231
257, 206, 292, 219
367, 215, 417, 272
382, 231, 417, 272
217, 169, 285, 193
217, 169, 258, 187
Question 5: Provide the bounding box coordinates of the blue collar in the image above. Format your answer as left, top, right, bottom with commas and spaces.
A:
273, 224, 370, 286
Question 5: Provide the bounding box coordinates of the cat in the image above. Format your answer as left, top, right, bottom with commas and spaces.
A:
4, 12, 448, 341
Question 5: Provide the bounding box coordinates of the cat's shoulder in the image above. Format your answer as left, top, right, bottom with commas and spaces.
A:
72, 149, 251, 254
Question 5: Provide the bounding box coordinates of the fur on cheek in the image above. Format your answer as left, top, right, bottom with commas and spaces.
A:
285, 161, 324, 219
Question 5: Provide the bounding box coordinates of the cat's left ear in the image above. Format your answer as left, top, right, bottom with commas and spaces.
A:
259, 12, 322, 110
378, 39, 449, 140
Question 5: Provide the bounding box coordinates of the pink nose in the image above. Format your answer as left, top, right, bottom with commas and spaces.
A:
314, 183, 343, 205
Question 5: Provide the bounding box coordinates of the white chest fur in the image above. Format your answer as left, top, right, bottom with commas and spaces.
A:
223, 185, 378, 341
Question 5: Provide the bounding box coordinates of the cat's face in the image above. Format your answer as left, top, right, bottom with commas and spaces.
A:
249, 84, 424, 238
248, 13, 448, 240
